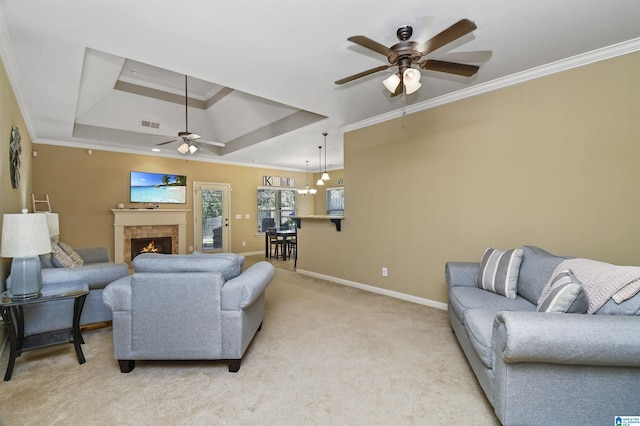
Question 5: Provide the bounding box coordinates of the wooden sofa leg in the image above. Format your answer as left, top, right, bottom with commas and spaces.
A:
118, 360, 135, 373
228, 359, 241, 373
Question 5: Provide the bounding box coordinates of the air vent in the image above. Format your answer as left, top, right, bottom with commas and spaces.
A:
141, 120, 160, 129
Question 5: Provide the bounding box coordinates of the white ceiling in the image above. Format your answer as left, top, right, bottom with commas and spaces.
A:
1, 0, 639, 172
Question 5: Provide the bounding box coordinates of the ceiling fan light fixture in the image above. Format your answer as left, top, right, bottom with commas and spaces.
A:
383, 73, 401, 93
177, 142, 190, 154
188, 143, 198, 154
309, 188, 318, 195
403, 68, 422, 94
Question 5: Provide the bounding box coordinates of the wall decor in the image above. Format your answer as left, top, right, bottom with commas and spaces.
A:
10, 126, 21, 189
130, 171, 187, 204
263, 176, 295, 187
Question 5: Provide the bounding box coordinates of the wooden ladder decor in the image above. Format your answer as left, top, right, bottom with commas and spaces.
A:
32, 194, 52, 212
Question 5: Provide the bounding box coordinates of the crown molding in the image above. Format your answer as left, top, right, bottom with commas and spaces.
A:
341, 37, 640, 134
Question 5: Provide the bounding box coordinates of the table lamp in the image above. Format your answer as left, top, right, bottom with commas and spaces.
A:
46, 212, 59, 241
1, 210, 52, 299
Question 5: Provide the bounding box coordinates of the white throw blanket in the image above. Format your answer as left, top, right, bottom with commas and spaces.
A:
538, 258, 640, 314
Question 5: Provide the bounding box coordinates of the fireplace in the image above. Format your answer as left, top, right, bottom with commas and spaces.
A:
112, 209, 189, 265
131, 237, 172, 260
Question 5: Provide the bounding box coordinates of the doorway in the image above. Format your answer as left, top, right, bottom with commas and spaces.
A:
193, 182, 231, 253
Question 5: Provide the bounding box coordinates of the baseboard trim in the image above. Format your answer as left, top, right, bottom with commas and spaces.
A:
296, 269, 448, 311
239, 250, 265, 257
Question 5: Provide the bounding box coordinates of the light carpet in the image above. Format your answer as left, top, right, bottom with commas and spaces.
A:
0, 257, 498, 425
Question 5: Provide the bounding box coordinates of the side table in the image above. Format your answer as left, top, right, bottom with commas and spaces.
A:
0, 281, 89, 381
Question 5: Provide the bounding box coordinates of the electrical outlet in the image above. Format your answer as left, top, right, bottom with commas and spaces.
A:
382, 267, 388, 277
242, 241, 246, 247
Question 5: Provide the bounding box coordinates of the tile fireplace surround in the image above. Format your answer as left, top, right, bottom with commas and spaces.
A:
111, 209, 189, 265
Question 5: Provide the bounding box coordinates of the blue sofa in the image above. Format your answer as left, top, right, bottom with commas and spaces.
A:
8, 246, 129, 335
446, 246, 640, 425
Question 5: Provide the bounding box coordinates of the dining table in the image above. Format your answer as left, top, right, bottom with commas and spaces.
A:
264, 228, 297, 261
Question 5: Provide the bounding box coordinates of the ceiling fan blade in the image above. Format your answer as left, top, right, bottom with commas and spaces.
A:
335, 65, 391, 85
437, 50, 492, 63
420, 60, 479, 77
156, 138, 178, 146
416, 19, 477, 56
347, 35, 398, 61
198, 139, 226, 148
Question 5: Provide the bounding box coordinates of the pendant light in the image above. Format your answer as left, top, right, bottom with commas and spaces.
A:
316, 146, 324, 186
321, 132, 330, 181
298, 161, 316, 195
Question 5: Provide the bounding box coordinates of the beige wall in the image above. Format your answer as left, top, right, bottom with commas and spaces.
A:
1, 55, 34, 289
297, 51, 640, 305
32, 146, 316, 256
12, 51, 640, 307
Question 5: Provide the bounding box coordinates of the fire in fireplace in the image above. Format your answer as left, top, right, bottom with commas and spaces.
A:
131, 237, 172, 260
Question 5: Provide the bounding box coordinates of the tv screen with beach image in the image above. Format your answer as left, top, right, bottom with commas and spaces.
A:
130, 171, 187, 204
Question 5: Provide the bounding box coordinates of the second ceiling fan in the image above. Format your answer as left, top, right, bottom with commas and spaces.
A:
335, 18, 489, 96
156, 75, 225, 154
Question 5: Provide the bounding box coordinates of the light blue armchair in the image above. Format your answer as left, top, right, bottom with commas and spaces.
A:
102, 253, 274, 373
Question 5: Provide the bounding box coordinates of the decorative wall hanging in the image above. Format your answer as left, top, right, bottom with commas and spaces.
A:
10, 126, 22, 189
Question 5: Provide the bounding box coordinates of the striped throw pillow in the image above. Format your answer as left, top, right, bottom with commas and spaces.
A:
476, 247, 523, 299
537, 270, 589, 313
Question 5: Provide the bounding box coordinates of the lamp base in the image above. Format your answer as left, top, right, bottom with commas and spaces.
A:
8, 256, 43, 300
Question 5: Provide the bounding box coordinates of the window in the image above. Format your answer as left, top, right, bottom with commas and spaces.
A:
257, 187, 296, 232
326, 187, 344, 216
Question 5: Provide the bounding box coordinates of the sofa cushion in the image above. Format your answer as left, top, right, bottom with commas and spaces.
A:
39, 252, 55, 269
133, 253, 242, 280
464, 309, 497, 369
517, 246, 567, 304
476, 247, 523, 299
536, 270, 589, 313
448, 286, 536, 325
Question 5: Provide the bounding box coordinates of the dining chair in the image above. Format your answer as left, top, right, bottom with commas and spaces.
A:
267, 227, 285, 259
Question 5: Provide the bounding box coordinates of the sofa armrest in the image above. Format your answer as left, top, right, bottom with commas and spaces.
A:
75, 246, 110, 264
445, 262, 480, 288
221, 261, 275, 310
102, 276, 132, 311
493, 311, 640, 367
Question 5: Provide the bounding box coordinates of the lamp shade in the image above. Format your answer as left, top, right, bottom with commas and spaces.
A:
188, 143, 198, 154
177, 142, 190, 154
1, 212, 51, 258
46, 212, 60, 236
383, 73, 401, 93
403, 68, 422, 94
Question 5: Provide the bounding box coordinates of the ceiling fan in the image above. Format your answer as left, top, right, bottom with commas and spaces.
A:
156, 75, 225, 154
335, 19, 487, 96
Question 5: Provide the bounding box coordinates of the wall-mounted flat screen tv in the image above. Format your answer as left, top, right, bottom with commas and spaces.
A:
130, 171, 187, 204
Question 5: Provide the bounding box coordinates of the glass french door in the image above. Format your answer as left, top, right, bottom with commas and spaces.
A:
193, 182, 230, 253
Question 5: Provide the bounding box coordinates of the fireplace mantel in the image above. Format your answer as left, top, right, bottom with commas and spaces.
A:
112, 209, 189, 263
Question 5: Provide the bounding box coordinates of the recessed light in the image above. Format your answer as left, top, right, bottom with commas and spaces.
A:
152, 148, 160, 152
